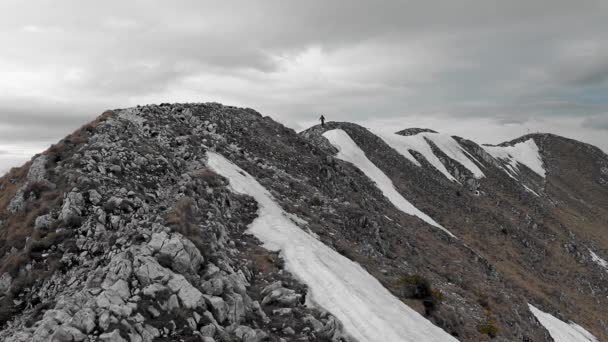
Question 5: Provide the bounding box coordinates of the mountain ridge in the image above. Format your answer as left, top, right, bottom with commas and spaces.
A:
0, 103, 606, 342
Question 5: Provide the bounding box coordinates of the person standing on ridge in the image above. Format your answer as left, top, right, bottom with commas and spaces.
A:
320, 115, 325, 127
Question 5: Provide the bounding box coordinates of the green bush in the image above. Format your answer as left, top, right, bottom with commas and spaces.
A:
399, 274, 432, 299
478, 318, 500, 338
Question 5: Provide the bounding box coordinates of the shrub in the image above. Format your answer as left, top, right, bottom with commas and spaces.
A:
310, 195, 323, 206
165, 197, 195, 234
23, 181, 53, 200
399, 274, 432, 299
399, 274, 444, 316
198, 168, 223, 187
478, 318, 500, 338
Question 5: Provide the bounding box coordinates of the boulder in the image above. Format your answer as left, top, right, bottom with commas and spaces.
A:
71, 308, 96, 334
0, 273, 12, 294
100, 329, 128, 342
261, 287, 302, 307
204, 295, 229, 324
60, 191, 85, 225
167, 274, 204, 309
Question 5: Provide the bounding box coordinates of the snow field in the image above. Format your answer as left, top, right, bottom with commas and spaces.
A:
207, 151, 459, 342
483, 139, 546, 178
528, 304, 597, 342
323, 129, 455, 238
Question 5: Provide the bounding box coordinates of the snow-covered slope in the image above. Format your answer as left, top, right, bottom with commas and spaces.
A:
207, 151, 460, 342
323, 129, 455, 237
372, 129, 485, 181
483, 139, 546, 178
528, 304, 598, 342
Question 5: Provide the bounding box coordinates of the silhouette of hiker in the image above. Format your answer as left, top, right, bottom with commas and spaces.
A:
320, 115, 325, 127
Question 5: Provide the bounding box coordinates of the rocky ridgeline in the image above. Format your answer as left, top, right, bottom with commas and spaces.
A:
0, 104, 344, 342
0, 103, 607, 342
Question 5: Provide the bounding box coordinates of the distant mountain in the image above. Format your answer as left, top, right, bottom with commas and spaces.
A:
0, 104, 606, 342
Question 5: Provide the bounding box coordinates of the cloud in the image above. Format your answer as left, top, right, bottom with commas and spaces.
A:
0, 0, 608, 171
582, 114, 608, 130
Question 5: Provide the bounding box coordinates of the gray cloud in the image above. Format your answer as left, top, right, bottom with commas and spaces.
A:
0, 0, 607, 172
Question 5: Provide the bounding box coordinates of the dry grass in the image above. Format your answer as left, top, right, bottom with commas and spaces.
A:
0, 110, 116, 328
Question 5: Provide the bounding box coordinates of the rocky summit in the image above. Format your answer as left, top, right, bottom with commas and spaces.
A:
0, 103, 607, 342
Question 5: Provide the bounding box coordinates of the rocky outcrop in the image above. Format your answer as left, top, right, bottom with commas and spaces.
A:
0, 104, 347, 342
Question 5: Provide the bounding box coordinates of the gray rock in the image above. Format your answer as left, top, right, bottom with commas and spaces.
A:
71, 308, 96, 334
202, 278, 224, 296
167, 274, 205, 309
226, 293, 246, 324
100, 329, 128, 342
200, 324, 216, 337
60, 191, 85, 224
34, 214, 55, 233
261, 287, 301, 307
303, 315, 324, 332
151, 233, 204, 274
7, 188, 26, 213
204, 295, 229, 324
27, 155, 48, 182
0, 273, 12, 294
89, 189, 102, 205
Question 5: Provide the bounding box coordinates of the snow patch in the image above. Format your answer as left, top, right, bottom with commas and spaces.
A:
523, 185, 540, 197
207, 152, 459, 342
589, 249, 608, 272
483, 139, 546, 178
323, 129, 455, 238
372, 129, 485, 181
528, 304, 598, 342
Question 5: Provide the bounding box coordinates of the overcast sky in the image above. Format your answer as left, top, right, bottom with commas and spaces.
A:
1, 0, 607, 174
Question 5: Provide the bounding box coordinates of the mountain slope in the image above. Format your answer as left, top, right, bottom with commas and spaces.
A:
303, 122, 608, 341
0, 104, 606, 342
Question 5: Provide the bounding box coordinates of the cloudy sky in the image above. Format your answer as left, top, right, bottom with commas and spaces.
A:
1, 0, 607, 174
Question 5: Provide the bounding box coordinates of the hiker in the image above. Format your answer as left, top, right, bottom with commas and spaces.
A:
320, 115, 325, 127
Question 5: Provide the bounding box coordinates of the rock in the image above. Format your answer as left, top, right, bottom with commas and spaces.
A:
7, 188, 26, 213
105, 196, 124, 213
34, 214, 55, 233
302, 315, 324, 332
50, 327, 73, 342
71, 308, 96, 334
142, 283, 168, 298
320, 316, 343, 340
166, 294, 179, 311
100, 329, 128, 342
89, 189, 102, 205
226, 293, 246, 324
260, 281, 283, 296
151, 233, 204, 274
234, 325, 259, 342
134, 255, 172, 286
261, 287, 301, 307
202, 278, 224, 296
60, 191, 85, 225
99, 311, 112, 331
252, 301, 270, 324
27, 155, 48, 182
167, 274, 205, 309
282, 327, 296, 335
204, 295, 229, 324
200, 324, 216, 337
0, 273, 12, 294
110, 279, 131, 300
